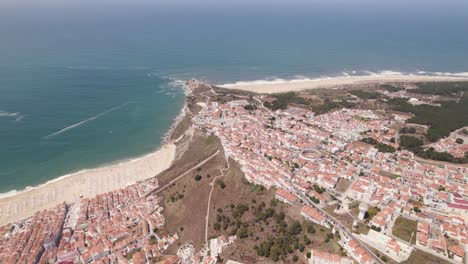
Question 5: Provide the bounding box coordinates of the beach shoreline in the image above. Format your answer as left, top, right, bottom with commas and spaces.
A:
0, 82, 191, 226
218, 74, 468, 93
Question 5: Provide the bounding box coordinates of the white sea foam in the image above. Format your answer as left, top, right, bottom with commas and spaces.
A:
44, 102, 129, 139
0, 111, 20, 117
380, 70, 403, 75
218, 70, 468, 88
14, 115, 25, 122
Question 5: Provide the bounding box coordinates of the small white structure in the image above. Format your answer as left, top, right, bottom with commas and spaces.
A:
358, 203, 368, 221
210, 235, 236, 259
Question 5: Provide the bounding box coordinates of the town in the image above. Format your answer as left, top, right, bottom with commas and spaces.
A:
193, 91, 467, 264
0, 80, 467, 264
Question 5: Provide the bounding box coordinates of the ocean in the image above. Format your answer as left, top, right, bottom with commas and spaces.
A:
1, 2, 467, 193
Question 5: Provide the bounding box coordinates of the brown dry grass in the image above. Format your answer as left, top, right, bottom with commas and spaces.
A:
206, 161, 343, 263
157, 130, 225, 253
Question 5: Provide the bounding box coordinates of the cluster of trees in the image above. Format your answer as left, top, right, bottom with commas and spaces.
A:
244, 104, 257, 111
399, 135, 423, 149
411, 82, 468, 96
311, 99, 356, 115
213, 203, 250, 236
366, 207, 380, 219
262, 92, 356, 115
399, 135, 468, 163
380, 84, 403, 93
360, 137, 396, 153
413, 147, 468, 164
217, 179, 226, 189
350, 90, 382, 100
388, 95, 468, 142
214, 197, 324, 263
263, 92, 308, 111
399, 127, 416, 134
253, 220, 308, 262
313, 184, 325, 194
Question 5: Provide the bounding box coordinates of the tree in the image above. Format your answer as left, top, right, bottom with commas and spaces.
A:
218, 180, 226, 189
306, 252, 311, 259
366, 207, 380, 219
307, 224, 316, 234
292, 255, 299, 262
237, 227, 249, 238
399, 135, 423, 149
270, 245, 281, 262
244, 104, 257, 111
456, 138, 464, 144
194, 175, 202, 181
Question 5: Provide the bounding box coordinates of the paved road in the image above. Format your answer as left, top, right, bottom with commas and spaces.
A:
149, 150, 221, 196
292, 186, 384, 264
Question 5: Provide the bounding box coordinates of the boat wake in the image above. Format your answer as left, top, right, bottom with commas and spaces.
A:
44, 102, 129, 139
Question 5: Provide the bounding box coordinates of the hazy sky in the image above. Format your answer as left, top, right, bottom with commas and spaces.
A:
2, 0, 468, 8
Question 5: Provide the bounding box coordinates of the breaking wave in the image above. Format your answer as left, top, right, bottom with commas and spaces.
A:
217, 70, 468, 88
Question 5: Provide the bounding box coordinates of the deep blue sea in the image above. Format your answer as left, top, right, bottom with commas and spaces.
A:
1, 2, 467, 192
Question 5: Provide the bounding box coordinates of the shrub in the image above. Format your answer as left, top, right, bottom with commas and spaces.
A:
399, 135, 423, 149
194, 175, 202, 181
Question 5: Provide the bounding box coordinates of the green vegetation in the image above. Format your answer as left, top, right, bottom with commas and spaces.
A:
264, 92, 308, 110
389, 95, 468, 142
414, 147, 467, 163
349, 201, 360, 209
214, 197, 324, 262
244, 104, 257, 111
399, 135, 468, 163
254, 220, 307, 262
263, 92, 355, 114
313, 184, 325, 194
194, 175, 202, 181
217, 179, 226, 189
381, 84, 404, 93
366, 207, 380, 219
311, 99, 356, 115
399, 127, 416, 134
350, 90, 382, 100
360, 137, 396, 153
393, 216, 417, 244
411, 82, 468, 96
206, 135, 217, 144
399, 135, 423, 149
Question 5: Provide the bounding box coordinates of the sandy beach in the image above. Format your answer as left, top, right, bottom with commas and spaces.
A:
0, 144, 176, 226
218, 74, 468, 94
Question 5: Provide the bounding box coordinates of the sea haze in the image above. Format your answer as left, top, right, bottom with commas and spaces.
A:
0, 3, 467, 192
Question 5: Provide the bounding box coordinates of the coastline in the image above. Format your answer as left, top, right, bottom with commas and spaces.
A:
0, 82, 190, 226
218, 74, 468, 93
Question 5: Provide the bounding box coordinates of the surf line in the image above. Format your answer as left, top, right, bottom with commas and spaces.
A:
44, 102, 130, 139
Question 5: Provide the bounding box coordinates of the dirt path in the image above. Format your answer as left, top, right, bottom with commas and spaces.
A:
150, 150, 220, 196
205, 155, 230, 244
